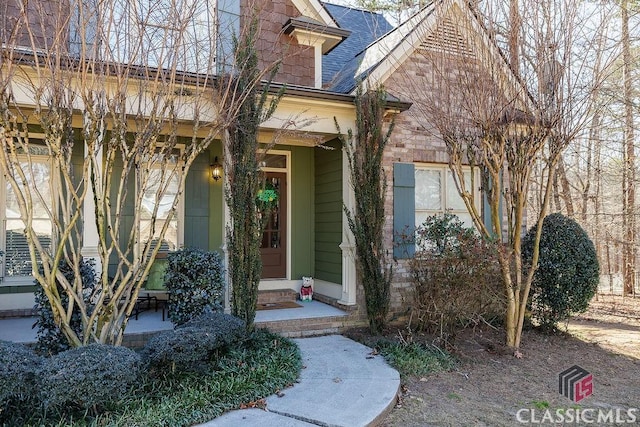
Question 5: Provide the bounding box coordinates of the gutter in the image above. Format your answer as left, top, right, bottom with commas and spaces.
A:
270, 82, 412, 112
1, 46, 412, 113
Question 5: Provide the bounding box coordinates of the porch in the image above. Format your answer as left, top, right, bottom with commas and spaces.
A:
0, 300, 357, 347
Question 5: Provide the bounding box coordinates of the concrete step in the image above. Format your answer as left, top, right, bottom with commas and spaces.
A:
257, 288, 298, 305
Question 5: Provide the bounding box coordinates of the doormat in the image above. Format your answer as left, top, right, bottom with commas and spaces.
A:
257, 301, 303, 311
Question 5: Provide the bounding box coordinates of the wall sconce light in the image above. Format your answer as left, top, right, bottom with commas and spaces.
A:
210, 157, 222, 181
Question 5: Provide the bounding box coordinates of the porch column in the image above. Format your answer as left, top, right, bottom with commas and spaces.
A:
339, 148, 357, 306
221, 240, 231, 314
313, 42, 323, 89
222, 142, 232, 314
82, 143, 102, 277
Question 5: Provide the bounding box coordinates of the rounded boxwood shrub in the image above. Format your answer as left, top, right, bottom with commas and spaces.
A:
33, 259, 97, 355
142, 312, 245, 372
0, 340, 42, 407
38, 344, 141, 411
522, 213, 599, 329
177, 310, 246, 336
164, 248, 225, 325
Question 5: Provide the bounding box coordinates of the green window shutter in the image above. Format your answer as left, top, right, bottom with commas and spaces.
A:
482, 174, 502, 238
393, 163, 415, 259
483, 191, 492, 233
184, 154, 210, 250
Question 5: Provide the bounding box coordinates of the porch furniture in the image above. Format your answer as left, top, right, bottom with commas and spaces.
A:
139, 290, 169, 321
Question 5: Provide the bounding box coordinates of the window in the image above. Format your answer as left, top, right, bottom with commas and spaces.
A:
133, 0, 215, 72
138, 154, 183, 255
1, 146, 53, 280
70, 0, 239, 74
415, 165, 479, 229
216, 0, 241, 72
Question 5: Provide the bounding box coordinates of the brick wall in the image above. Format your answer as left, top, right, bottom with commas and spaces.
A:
378, 49, 516, 320
1, 0, 70, 50
381, 51, 455, 319
247, 0, 316, 87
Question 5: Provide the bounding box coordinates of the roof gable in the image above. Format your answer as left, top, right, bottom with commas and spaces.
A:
324, 0, 528, 110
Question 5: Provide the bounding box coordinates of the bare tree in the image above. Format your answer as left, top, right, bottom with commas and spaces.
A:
620, 0, 636, 296
390, 0, 617, 350
353, 0, 429, 26
522, 1, 639, 296
0, 0, 281, 345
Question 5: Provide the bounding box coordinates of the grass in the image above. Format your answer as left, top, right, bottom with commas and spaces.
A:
532, 400, 550, 410
1, 329, 301, 427
375, 340, 456, 378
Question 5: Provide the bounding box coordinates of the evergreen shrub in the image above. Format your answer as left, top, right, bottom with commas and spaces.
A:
33, 259, 97, 355
164, 248, 225, 326
522, 213, 599, 329
143, 312, 245, 372
0, 340, 42, 408
38, 344, 141, 411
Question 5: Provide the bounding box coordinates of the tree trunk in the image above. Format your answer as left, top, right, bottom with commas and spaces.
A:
508, 0, 520, 76
582, 113, 600, 224
621, 0, 635, 296
556, 157, 574, 217
592, 117, 603, 295
553, 171, 562, 212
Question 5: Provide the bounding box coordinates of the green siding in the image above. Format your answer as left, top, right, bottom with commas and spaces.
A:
208, 143, 224, 253
314, 140, 342, 284
71, 132, 85, 190
290, 146, 314, 279
107, 153, 136, 277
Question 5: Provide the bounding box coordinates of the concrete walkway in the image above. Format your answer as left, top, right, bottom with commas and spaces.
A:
198, 335, 400, 427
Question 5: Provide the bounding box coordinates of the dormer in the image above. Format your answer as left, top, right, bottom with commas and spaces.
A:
283, 16, 350, 88
250, 0, 348, 89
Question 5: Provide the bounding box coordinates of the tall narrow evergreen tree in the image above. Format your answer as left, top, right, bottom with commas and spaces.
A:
224, 17, 282, 331
341, 85, 394, 334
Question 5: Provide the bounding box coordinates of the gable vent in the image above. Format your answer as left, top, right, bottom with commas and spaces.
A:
419, 17, 476, 58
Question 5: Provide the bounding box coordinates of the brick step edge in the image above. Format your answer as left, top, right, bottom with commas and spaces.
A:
0, 309, 36, 319
256, 316, 367, 338
257, 289, 298, 305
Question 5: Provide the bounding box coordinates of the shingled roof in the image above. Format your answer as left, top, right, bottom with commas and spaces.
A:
322, 0, 530, 117
321, 3, 394, 89
324, 1, 445, 94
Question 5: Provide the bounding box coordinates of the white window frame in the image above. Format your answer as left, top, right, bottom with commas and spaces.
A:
136, 150, 185, 259
0, 145, 55, 285
414, 163, 480, 230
